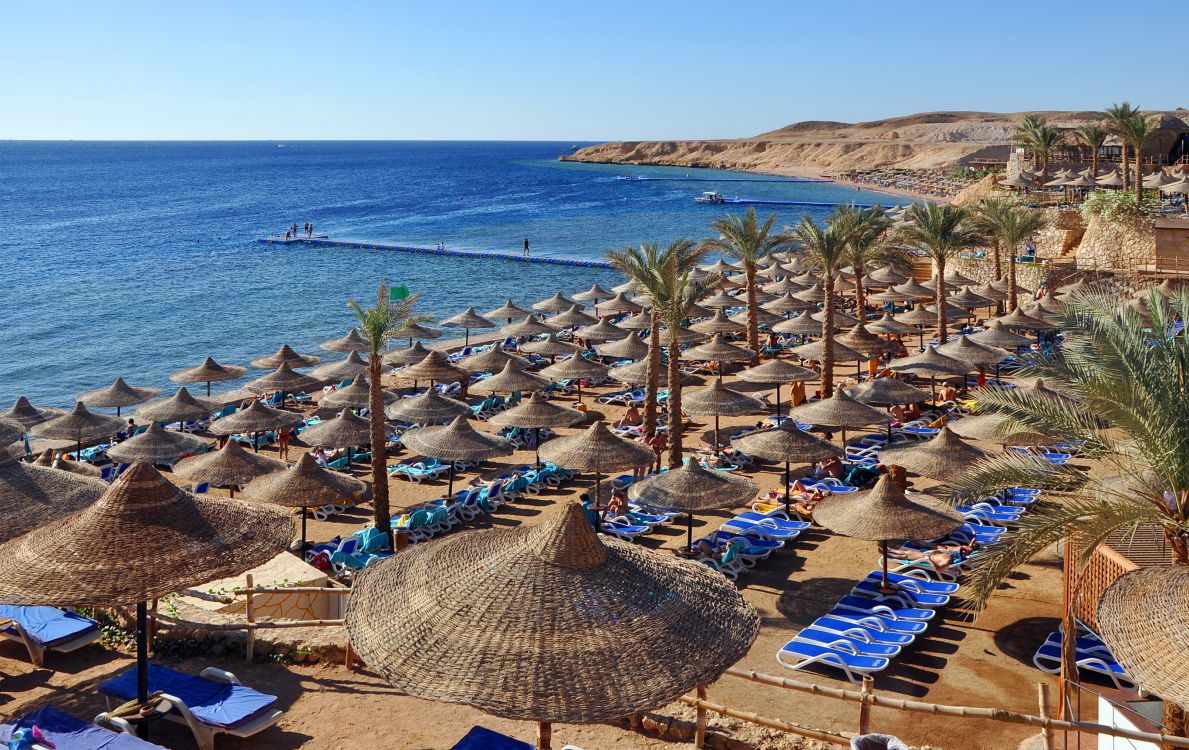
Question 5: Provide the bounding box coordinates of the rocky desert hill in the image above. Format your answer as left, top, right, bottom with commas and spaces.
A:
562, 110, 1188, 174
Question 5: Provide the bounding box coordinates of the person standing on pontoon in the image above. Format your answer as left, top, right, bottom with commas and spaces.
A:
523, 238, 530, 257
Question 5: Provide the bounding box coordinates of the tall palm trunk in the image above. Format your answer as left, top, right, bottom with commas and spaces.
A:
1008, 252, 1019, 311
642, 310, 661, 436
821, 276, 836, 398
368, 357, 391, 543
666, 334, 683, 468
1121, 144, 1130, 190
853, 265, 867, 318
1134, 147, 1145, 204
991, 239, 1003, 281
935, 260, 949, 345
1090, 150, 1099, 178
745, 264, 760, 356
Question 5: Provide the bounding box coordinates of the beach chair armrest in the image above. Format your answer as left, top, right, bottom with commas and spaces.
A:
94, 711, 138, 735
199, 666, 243, 685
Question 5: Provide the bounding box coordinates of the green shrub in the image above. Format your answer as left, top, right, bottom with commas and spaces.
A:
1081, 190, 1157, 221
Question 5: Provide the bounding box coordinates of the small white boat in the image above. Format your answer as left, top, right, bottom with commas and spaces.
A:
695, 191, 726, 204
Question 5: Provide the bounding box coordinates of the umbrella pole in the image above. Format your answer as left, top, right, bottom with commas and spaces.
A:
714, 414, 720, 449
880, 540, 892, 592
774, 384, 781, 419
301, 507, 307, 550
347, 446, 352, 468
784, 461, 791, 516
206, 381, 212, 397
253, 431, 259, 454
448, 464, 455, 500
117, 406, 122, 418
136, 601, 149, 738
686, 513, 694, 552
537, 720, 552, 750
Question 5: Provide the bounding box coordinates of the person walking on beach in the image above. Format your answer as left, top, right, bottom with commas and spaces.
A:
523, 238, 530, 258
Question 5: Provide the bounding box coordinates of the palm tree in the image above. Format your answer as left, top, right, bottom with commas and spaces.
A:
348, 284, 432, 545
834, 204, 896, 315
607, 243, 667, 438
1073, 124, 1108, 178
699, 207, 791, 356
894, 204, 984, 344
1117, 112, 1159, 203
995, 207, 1046, 311
946, 288, 1189, 737
1104, 102, 1141, 190
790, 213, 849, 398
1016, 115, 1063, 182
971, 197, 1013, 284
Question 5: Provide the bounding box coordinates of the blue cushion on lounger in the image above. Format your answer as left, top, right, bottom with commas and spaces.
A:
450, 725, 534, 750
0, 605, 98, 648
0, 706, 163, 749
99, 664, 277, 729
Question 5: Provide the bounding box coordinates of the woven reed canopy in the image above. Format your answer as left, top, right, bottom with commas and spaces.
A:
971, 282, 1009, 302
788, 338, 864, 363
793, 282, 827, 303
344, 502, 759, 726
790, 389, 892, 429
878, 426, 989, 479
968, 321, 1032, 349
0, 449, 105, 543
995, 308, 1053, 330
398, 322, 445, 341
481, 359, 553, 393
702, 259, 737, 274
311, 351, 370, 381
595, 291, 642, 315
730, 306, 782, 326
772, 312, 826, 336
1143, 171, 1177, 188
539, 354, 610, 382
170, 357, 247, 386
594, 333, 649, 361
299, 408, 372, 448
0, 417, 25, 447
629, 457, 758, 512
383, 341, 433, 367
947, 413, 1042, 445
385, 389, 471, 424
6, 397, 63, 430
891, 279, 933, 299
868, 265, 911, 285
810, 310, 860, 329
320, 328, 371, 353
521, 334, 584, 358
701, 290, 743, 309
320, 373, 397, 410
247, 363, 322, 394
459, 346, 528, 374
251, 344, 320, 369
894, 308, 939, 329
539, 421, 653, 472
611, 280, 643, 294
812, 474, 963, 542
78, 378, 160, 409
949, 287, 995, 309
1097, 566, 1189, 710
886, 347, 969, 377
399, 351, 469, 382
50, 454, 103, 478
763, 292, 815, 314
441, 306, 496, 331
172, 439, 287, 487
682, 379, 765, 418
924, 301, 975, 319
571, 283, 613, 302
0, 463, 294, 606
844, 378, 930, 406
502, 315, 557, 338
207, 399, 304, 435
573, 318, 625, 342
943, 270, 978, 288
738, 358, 818, 384
616, 313, 653, 331
990, 277, 1034, 296
607, 360, 694, 387
867, 288, 906, 304
691, 310, 745, 335
105, 422, 210, 465
790, 271, 818, 286
658, 326, 709, 345
34, 403, 125, 443
866, 312, 918, 335
135, 388, 221, 424
488, 392, 586, 430
762, 278, 805, 295
533, 293, 580, 313
837, 324, 894, 355
934, 335, 1010, 367
549, 305, 600, 329
486, 299, 532, 321
242, 452, 367, 509
730, 422, 842, 464
401, 416, 512, 463
680, 333, 754, 362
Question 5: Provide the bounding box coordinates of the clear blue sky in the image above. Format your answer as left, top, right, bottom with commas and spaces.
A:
3, 1, 1182, 141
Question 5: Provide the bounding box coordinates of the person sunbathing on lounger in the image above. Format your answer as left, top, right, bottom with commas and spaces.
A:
615, 404, 642, 429
887, 541, 980, 574
789, 480, 832, 518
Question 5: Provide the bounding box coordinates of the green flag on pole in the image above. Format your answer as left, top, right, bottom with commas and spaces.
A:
389, 284, 410, 301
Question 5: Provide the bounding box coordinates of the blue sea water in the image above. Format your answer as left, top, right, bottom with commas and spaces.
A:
0, 141, 899, 408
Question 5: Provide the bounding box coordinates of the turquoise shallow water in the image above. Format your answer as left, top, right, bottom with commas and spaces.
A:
0, 141, 899, 407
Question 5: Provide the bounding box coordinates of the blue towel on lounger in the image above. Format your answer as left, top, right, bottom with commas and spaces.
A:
0, 605, 98, 648
0, 706, 163, 749
450, 725, 534, 750
99, 664, 277, 729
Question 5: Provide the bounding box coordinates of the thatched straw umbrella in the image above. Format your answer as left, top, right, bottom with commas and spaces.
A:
595, 291, 643, 316
737, 358, 818, 418
502, 314, 557, 338
136, 388, 221, 425
682, 379, 764, 447
169, 357, 247, 397
320, 373, 397, 410
972, 282, 1009, 304
788, 338, 864, 364
0, 448, 105, 543
485, 299, 532, 324
0, 464, 292, 726
550, 305, 600, 330
34, 402, 125, 458
105, 422, 210, 466
793, 282, 827, 304
594, 333, 649, 361
320, 328, 371, 354
886, 346, 969, 399
935, 335, 1011, 383
680, 333, 755, 374
949, 286, 995, 311
521, 333, 584, 360
813, 473, 964, 589
837, 323, 895, 376
701, 290, 743, 310
968, 320, 1033, 350
947, 413, 1042, 445
7, 396, 63, 431
396, 321, 444, 347
539, 421, 653, 505
539, 356, 609, 402
845, 378, 930, 408
311, 351, 369, 381
702, 259, 737, 274
763, 292, 815, 315
401, 416, 512, 498
78, 378, 160, 418
606, 360, 693, 387
399, 351, 469, 385
866, 312, 918, 336
878, 426, 989, 481
810, 309, 860, 329
482, 359, 552, 394
730, 306, 782, 328
489, 393, 586, 466
172, 439, 286, 496
868, 265, 911, 286
762, 277, 805, 296
0, 417, 26, 447
206, 399, 303, 453
251, 343, 320, 370
571, 283, 613, 304
383, 340, 433, 367
441, 307, 496, 347
732, 421, 842, 513
658, 325, 710, 345
789, 388, 891, 445
772, 311, 825, 336
345, 502, 759, 749
925, 300, 976, 322
616, 313, 653, 332
995, 307, 1054, 331
246, 363, 321, 404
573, 318, 625, 343
1097, 566, 1189, 710
691, 310, 745, 336
891, 279, 934, 300
459, 346, 528, 374
242, 452, 366, 549
385, 390, 470, 425
611, 280, 643, 295
533, 292, 580, 315
630, 457, 758, 550
300, 408, 372, 467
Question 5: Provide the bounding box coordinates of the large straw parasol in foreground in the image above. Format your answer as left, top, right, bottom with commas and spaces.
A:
1097, 566, 1189, 711
385, 389, 470, 425
878, 426, 990, 480
105, 422, 210, 466
170, 357, 247, 397
0, 417, 27, 448
629, 457, 758, 550
242, 452, 368, 548
0, 464, 293, 731
968, 320, 1033, 350
78, 378, 160, 418
34, 402, 125, 458
845, 378, 930, 407
346, 502, 759, 750
172, 439, 287, 496
539, 421, 653, 504
400, 416, 512, 498
488, 393, 586, 466
681, 379, 764, 447
813, 473, 964, 589
0, 448, 106, 543
383, 341, 433, 368
731, 422, 842, 514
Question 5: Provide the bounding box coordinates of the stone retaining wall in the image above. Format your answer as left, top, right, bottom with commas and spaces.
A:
1075, 214, 1157, 271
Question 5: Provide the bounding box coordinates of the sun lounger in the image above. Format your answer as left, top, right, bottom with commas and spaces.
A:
825, 608, 927, 634
719, 517, 803, 541
861, 570, 960, 595
98, 664, 283, 750
599, 517, 651, 541
776, 640, 890, 684
0, 605, 100, 666
834, 595, 935, 622
1032, 639, 1135, 690
793, 627, 902, 658
734, 511, 812, 532
0, 705, 165, 749
811, 615, 916, 646
697, 538, 748, 580
449, 725, 534, 750
852, 580, 951, 608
